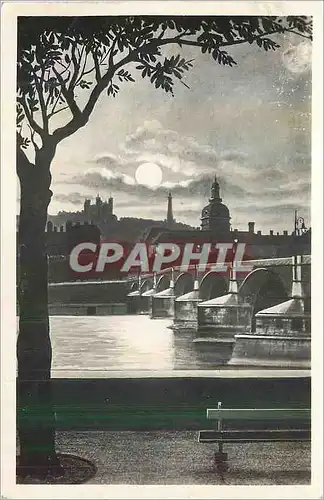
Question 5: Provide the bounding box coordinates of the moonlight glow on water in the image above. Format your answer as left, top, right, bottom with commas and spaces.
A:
49, 315, 233, 373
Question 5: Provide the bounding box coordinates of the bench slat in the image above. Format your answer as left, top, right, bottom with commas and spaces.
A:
199, 429, 311, 443
206, 408, 310, 421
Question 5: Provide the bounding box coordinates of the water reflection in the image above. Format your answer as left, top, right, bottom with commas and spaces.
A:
50, 315, 233, 372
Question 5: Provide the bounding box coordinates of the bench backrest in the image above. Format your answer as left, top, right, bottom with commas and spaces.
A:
207, 408, 311, 421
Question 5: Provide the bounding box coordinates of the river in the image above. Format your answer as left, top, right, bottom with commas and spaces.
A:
49, 315, 234, 373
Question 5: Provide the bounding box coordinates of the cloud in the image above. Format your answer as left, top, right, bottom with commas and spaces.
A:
66, 169, 247, 202
46, 26, 311, 233
69, 171, 155, 198
93, 152, 124, 169
82, 109, 310, 204
91, 123, 257, 195
61, 116, 311, 227
120, 119, 223, 171
84, 167, 136, 187
54, 192, 87, 205
124, 119, 163, 148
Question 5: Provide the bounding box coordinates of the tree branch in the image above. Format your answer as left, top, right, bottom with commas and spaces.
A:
31, 68, 49, 134
109, 36, 118, 68
27, 123, 39, 152
286, 29, 312, 40
68, 42, 82, 91
19, 95, 45, 140
50, 21, 311, 145
47, 89, 70, 119
75, 65, 95, 83
99, 46, 110, 66
93, 51, 101, 83
52, 37, 132, 144
74, 51, 90, 87
52, 66, 82, 119
263, 17, 312, 41
55, 59, 73, 78
152, 26, 311, 52
52, 60, 119, 143
48, 105, 70, 119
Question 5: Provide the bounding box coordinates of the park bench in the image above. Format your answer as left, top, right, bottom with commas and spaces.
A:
198, 402, 311, 467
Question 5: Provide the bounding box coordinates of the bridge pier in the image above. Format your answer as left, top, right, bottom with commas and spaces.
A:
196, 265, 252, 344
151, 269, 175, 319
127, 291, 152, 314
127, 275, 153, 315
229, 256, 311, 368
151, 290, 175, 318
172, 270, 201, 331
128, 255, 311, 368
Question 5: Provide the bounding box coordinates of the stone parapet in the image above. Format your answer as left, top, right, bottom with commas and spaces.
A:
229, 334, 311, 368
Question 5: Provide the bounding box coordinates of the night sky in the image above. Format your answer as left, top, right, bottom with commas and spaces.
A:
46, 28, 311, 233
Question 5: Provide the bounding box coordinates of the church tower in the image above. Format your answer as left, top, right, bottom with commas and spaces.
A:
95, 193, 102, 220
84, 199, 91, 220
167, 192, 175, 227
108, 196, 113, 215
201, 176, 231, 234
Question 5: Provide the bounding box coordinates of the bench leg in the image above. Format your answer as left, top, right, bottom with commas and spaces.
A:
214, 443, 228, 465
214, 451, 228, 464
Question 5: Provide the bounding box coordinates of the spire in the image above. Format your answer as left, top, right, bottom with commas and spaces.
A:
167, 191, 174, 227
210, 176, 222, 202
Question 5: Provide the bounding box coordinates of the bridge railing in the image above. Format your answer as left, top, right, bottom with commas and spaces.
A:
126, 255, 311, 282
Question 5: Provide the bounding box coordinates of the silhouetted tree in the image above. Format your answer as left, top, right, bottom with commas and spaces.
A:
16, 15, 312, 479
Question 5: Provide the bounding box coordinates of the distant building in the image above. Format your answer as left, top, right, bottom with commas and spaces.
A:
24, 176, 310, 277
83, 194, 117, 225
201, 176, 231, 233
166, 192, 175, 227
47, 192, 191, 243
146, 177, 311, 260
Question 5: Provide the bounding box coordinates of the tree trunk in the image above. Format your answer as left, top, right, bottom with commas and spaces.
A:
17, 143, 63, 478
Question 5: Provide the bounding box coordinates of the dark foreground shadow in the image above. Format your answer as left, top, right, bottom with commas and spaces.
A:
16, 453, 97, 484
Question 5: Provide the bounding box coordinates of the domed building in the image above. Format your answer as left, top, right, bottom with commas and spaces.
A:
201, 176, 231, 234
141, 175, 310, 262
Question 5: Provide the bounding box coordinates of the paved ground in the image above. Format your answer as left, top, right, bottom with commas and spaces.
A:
55, 430, 311, 485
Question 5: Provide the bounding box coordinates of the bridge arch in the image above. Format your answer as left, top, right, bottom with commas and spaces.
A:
199, 272, 228, 300
156, 275, 170, 293
140, 278, 153, 293
130, 281, 138, 292
174, 273, 194, 297
239, 268, 289, 332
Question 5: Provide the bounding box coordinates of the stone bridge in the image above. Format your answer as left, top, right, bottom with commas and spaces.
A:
127, 254, 311, 368
128, 255, 311, 314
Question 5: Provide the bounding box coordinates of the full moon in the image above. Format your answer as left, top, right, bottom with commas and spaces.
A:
135, 162, 163, 188
282, 41, 312, 74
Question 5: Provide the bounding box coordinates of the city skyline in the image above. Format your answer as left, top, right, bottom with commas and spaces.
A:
19, 28, 311, 233
49, 185, 308, 236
